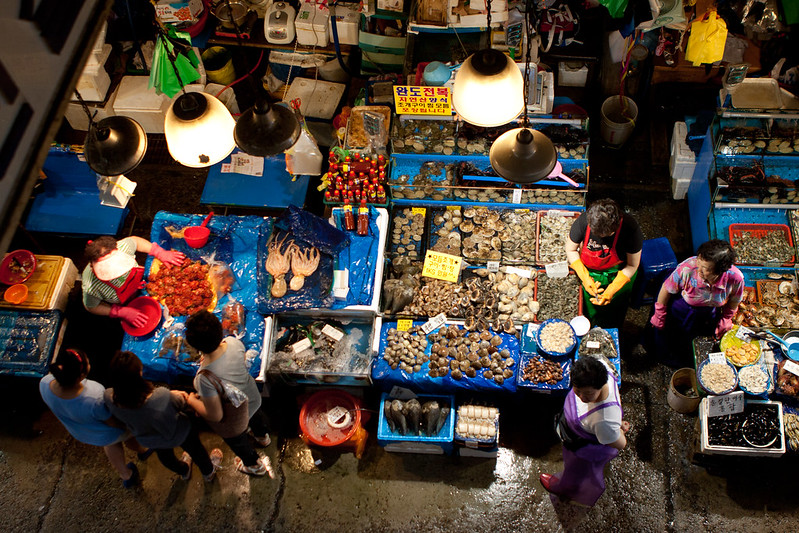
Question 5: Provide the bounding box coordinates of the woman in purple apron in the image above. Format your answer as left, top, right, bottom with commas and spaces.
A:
540, 357, 630, 507
649, 240, 744, 367
81, 236, 184, 327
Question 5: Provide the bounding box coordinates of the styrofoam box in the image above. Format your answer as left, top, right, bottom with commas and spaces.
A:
296, 3, 329, 47
669, 121, 696, 180
75, 44, 113, 102
699, 398, 785, 457
671, 176, 690, 200
328, 3, 359, 46
113, 76, 171, 134
558, 61, 589, 87
65, 88, 117, 131
284, 78, 345, 119
51, 258, 79, 312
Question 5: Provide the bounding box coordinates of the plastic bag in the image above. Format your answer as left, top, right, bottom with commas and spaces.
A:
685, 11, 728, 66
598, 0, 628, 19
221, 296, 246, 339
209, 262, 237, 300
158, 323, 201, 363
276, 204, 349, 256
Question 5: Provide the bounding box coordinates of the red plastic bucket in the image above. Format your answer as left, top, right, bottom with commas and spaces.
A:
299, 390, 362, 447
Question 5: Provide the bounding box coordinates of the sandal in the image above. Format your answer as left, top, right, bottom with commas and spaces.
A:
234, 456, 270, 477
180, 452, 192, 481
249, 429, 271, 448
122, 463, 140, 489
203, 448, 223, 483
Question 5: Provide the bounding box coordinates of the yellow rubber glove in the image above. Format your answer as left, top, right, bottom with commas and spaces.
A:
570, 259, 600, 297
591, 271, 631, 306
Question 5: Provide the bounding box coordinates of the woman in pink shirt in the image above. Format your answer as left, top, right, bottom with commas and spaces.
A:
649, 240, 744, 366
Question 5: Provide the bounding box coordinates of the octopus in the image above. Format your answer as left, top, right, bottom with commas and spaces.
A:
290, 245, 321, 291
266, 234, 293, 298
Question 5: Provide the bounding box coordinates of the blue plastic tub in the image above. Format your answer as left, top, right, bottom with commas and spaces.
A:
377, 392, 455, 454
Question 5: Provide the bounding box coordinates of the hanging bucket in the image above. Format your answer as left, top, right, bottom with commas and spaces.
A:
201, 47, 236, 86
600, 95, 638, 146
668, 368, 701, 414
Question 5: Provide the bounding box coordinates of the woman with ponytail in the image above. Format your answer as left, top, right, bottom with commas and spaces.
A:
39, 348, 150, 488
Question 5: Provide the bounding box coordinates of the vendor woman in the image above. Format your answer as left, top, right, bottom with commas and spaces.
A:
82, 236, 184, 327
649, 239, 744, 367
565, 198, 643, 329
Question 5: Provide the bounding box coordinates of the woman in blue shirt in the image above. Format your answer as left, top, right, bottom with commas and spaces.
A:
39, 348, 149, 488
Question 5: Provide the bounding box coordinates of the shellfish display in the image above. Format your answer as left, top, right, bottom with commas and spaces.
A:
455, 405, 499, 440
474, 267, 539, 325
382, 326, 429, 373
460, 207, 504, 261
427, 325, 516, 384
382, 257, 422, 315
389, 162, 454, 201
731, 228, 794, 265
537, 212, 578, 264
501, 210, 537, 263
535, 274, 581, 321
269, 321, 370, 376
428, 207, 463, 255
521, 355, 564, 385
392, 120, 457, 155
733, 280, 799, 329
383, 398, 451, 436
390, 208, 426, 259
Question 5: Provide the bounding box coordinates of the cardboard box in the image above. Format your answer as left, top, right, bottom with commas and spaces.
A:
155, 0, 203, 25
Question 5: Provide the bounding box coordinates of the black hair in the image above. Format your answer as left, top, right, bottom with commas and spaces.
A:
108, 351, 153, 409
571, 356, 608, 390
586, 198, 622, 237
185, 310, 223, 354
697, 239, 736, 275
50, 348, 90, 387
84, 236, 118, 263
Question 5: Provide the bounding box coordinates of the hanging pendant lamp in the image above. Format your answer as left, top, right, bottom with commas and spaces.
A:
165, 91, 236, 168
451, 0, 524, 127
452, 49, 525, 127
84, 116, 148, 176
234, 98, 301, 156
489, 127, 556, 183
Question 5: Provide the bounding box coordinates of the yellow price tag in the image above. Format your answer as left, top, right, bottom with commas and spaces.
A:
411, 207, 426, 216
397, 319, 413, 331
515, 208, 529, 213
446, 205, 461, 211
421, 250, 462, 283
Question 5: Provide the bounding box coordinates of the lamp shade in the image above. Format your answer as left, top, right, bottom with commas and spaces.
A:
489, 127, 558, 183
234, 100, 301, 156
165, 92, 236, 168
84, 116, 147, 176
452, 49, 524, 127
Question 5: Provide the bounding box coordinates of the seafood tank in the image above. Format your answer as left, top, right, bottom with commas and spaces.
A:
266, 316, 376, 385
701, 400, 785, 456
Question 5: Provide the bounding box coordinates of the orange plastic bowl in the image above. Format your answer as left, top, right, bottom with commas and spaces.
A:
121, 296, 162, 337
4, 284, 29, 304
0, 250, 36, 285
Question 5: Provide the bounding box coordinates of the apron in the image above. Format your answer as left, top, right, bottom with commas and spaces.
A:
550, 375, 621, 507
579, 221, 635, 328
649, 294, 720, 366
98, 266, 144, 305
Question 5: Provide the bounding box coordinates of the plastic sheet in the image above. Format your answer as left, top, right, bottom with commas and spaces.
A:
330, 207, 381, 308
516, 352, 572, 392
275, 204, 349, 256
371, 320, 520, 393
256, 225, 335, 315
122, 212, 266, 384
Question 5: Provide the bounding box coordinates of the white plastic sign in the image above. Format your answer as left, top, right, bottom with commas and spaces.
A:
707, 391, 745, 417
321, 324, 345, 342
422, 313, 447, 334
708, 352, 726, 365
586, 341, 600, 349
735, 326, 754, 341
526, 323, 540, 338
545, 261, 569, 278
512, 189, 523, 204
290, 337, 312, 353
486, 261, 500, 272
505, 266, 532, 278
784, 360, 799, 377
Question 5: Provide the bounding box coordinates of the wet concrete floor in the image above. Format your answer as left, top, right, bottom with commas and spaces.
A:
3, 103, 799, 532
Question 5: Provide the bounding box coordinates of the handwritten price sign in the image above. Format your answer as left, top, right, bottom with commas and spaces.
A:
393, 86, 452, 116
422, 250, 462, 282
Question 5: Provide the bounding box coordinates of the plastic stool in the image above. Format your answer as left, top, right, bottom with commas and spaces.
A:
631, 237, 678, 308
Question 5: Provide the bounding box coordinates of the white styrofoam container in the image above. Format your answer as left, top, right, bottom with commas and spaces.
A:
84, 43, 113, 69
296, 3, 329, 47
699, 398, 785, 457
558, 61, 589, 87
75, 43, 113, 102
671, 176, 690, 200
50, 258, 79, 312
669, 121, 696, 180
328, 3, 359, 45
65, 88, 117, 131
284, 77, 345, 119
113, 76, 171, 134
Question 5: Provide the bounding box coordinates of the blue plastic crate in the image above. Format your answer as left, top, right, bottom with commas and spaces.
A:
377, 392, 455, 453
0, 310, 63, 378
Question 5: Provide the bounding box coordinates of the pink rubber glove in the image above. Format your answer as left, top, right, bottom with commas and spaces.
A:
715, 317, 733, 338
149, 243, 185, 266
650, 302, 667, 329
109, 304, 148, 328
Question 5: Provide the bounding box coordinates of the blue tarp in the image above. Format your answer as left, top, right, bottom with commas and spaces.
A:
329, 206, 381, 308
0, 310, 63, 378
371, 320, 519, 393
122, 212, 266, 384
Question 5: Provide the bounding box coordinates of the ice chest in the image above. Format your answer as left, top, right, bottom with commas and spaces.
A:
75, 43, 112, 102
377, 392, 455, 454
0, 309, 65, 378
329, 3, 359, 45
699, 399, 786, 457
296, 3, 329, 47
0, 255, 78, 312
113, 76, 171, 134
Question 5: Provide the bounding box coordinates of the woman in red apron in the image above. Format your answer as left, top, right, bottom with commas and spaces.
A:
540, 356, 630, 507
81, 236, 184, 327
565, 199, 642, 329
